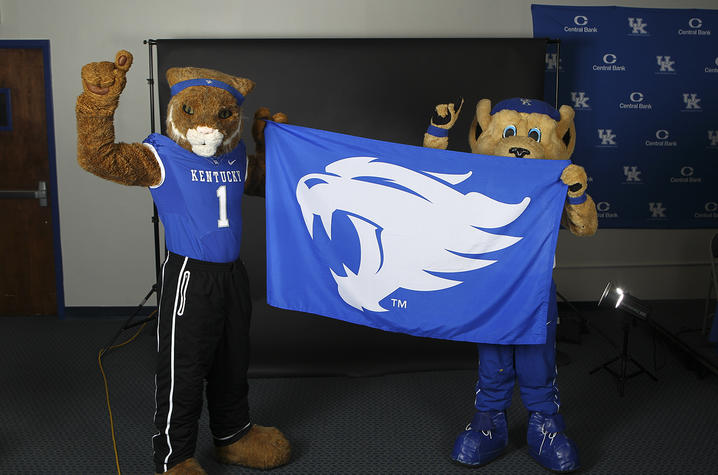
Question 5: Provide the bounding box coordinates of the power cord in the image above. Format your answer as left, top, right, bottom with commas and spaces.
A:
97, 310, 156, 475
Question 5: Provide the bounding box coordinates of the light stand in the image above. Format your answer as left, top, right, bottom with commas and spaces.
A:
101, 39, 162, 354
589, 282, 658, 397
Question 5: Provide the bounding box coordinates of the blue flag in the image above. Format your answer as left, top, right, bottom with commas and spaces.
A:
265, 122, 569, 344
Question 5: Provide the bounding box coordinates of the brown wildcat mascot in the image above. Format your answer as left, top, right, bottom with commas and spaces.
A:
423, 97, 596, 473
76, 50, 290, 474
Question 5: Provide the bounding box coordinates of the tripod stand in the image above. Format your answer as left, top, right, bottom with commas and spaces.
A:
589, 315, 658, 397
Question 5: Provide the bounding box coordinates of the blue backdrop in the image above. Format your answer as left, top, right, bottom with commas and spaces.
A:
533, 5, 718, 228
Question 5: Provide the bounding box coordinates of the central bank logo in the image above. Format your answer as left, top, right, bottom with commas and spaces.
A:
296, 157, 529, 312
656, 56, 676, 73
646, 129, 678, 147
620, 92, 652, 110
594, 53, 625, 72
671, 166, 702, 184
564, 15, 598, 33
596, 201, 618, 219
696, 202, 718, 219
570, 91, 591, 110
628, 17, 648, 35
597, 129, 617, 147
623, 166, 642, 183
679, 17, 711, 36
649, 202, 667, 219
682, 93, 702, 111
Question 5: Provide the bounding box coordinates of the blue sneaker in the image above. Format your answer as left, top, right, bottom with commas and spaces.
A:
526, 412, 580, 473
450, 411, 508, 466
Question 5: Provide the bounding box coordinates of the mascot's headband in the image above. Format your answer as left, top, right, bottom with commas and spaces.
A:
490, 98, 560, 121
170, 78, 245, 106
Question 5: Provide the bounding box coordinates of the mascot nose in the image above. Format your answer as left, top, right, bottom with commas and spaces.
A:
196, 126, 214, 135
509, 147, 531, 158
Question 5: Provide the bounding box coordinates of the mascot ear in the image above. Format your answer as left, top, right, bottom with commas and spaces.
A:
469, 99, 492, 149
557, 104, 576, 158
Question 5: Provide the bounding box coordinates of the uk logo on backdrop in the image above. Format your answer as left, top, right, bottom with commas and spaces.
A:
623, 165, 643, 183
545, 52, 563, 72
707, 130, 718, 148
570, 91, 591, 110
596, 129, 617, 147
682, 93, 702, 111
628, 17, 649, 35
656, 56, 676, 74
649, 202, 668, 219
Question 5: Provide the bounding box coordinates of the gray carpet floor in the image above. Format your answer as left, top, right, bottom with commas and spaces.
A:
1, 302, 717, 474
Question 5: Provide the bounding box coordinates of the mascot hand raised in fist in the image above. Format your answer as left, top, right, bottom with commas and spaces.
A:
76, 50, 290, 475
424, 97, 597, 473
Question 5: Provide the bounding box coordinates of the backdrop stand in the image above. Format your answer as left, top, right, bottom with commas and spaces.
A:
101, 39, 162, 353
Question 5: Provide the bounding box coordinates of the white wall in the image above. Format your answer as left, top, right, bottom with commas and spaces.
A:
0, 0, 716, 306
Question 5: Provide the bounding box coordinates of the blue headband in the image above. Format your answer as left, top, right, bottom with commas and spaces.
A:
490, 98, 560, 121
170, 78, 245, 106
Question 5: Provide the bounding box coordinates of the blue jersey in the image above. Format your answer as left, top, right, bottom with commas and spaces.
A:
144, 133, 247, 263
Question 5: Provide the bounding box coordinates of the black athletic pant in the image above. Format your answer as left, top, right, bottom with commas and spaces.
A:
153, 252, 252, 473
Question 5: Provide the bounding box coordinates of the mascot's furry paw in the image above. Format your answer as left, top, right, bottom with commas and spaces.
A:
214, 425, 291, 470
155, 457, 206, 475
560, 163, 588, 196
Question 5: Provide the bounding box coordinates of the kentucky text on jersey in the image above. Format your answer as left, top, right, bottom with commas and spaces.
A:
143, 133, 247, 263
190, 169, 243, 183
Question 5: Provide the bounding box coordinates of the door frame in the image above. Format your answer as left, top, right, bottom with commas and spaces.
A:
1, 40, 64, 317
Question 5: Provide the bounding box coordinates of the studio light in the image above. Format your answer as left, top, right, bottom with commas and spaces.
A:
598, 281, 650, 320
592, 281, 657, 396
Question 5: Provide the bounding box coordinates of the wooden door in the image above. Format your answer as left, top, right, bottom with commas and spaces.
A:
0, 42, 61, 315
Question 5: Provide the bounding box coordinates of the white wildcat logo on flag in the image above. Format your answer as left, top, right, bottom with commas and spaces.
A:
296, 157, 530, 312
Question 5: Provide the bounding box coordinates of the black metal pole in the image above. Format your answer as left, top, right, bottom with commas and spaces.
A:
546, 38, 561, 109
100, 40, 162, 353
145, 39, 162, 305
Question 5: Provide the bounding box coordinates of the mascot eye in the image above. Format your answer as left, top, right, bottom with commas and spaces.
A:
182, 104, 194, 115
528, 128, 542, 142
503, 125, 517, 138
218, 109, 233, 119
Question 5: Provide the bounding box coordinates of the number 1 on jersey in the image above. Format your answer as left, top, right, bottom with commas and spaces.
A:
216, 185, 230, 228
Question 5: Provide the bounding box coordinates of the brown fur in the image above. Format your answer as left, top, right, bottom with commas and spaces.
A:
155, 457, 206, 475
424, 97, 597, 237
76, 50, 283, 196
214, 425, 291, 470
76, 50, 291, 473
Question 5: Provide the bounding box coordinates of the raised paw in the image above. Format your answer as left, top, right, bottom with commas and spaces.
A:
431, 97, 464, 129
80, 50, 133, 99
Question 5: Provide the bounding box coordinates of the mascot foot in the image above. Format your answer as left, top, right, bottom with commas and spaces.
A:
155, 457, 206, 475
450, 410, 508, 467
526, 412, 580, 473
214, 424, 291, 470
